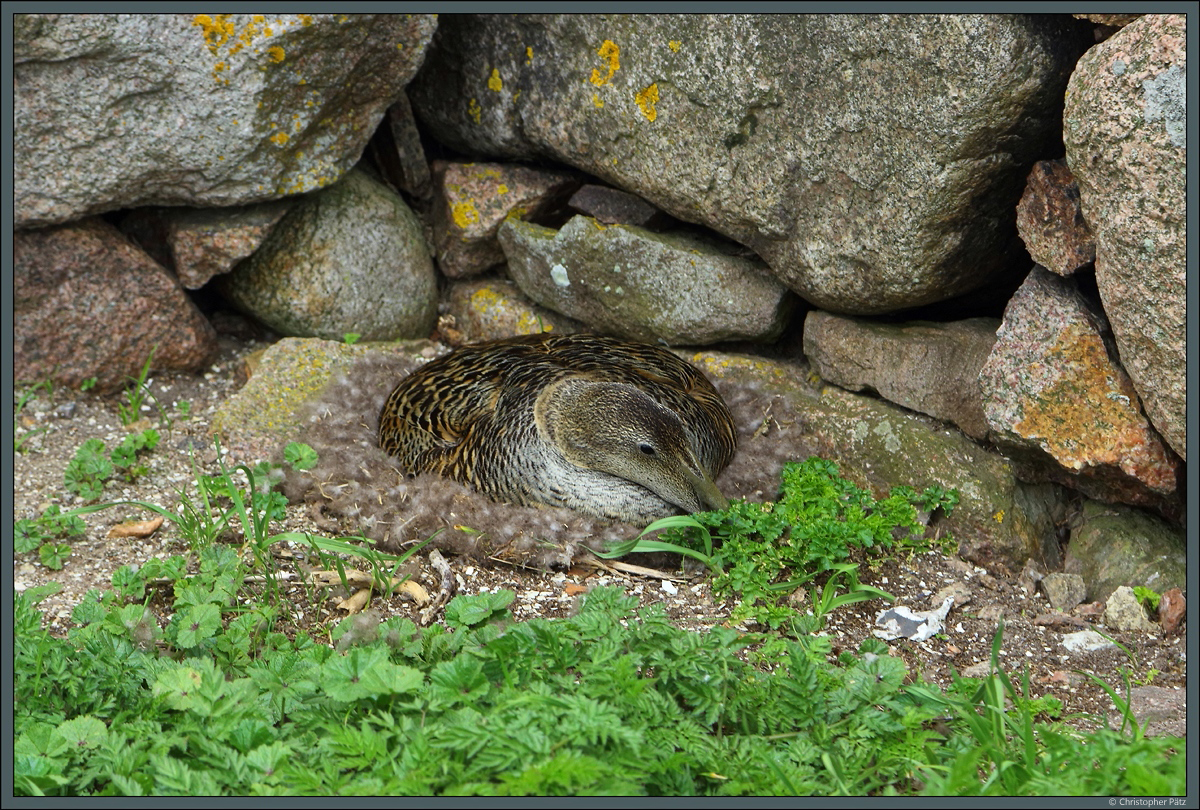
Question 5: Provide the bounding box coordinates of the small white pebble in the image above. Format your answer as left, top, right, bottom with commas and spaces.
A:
661, 580, 678, 596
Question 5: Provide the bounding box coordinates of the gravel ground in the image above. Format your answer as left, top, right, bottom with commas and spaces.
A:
12, 333, 1187, 738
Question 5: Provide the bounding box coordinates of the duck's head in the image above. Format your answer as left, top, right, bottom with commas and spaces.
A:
534, 378, 729, 516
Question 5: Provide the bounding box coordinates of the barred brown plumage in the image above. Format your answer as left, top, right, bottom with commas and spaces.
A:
378, 333, 737, 524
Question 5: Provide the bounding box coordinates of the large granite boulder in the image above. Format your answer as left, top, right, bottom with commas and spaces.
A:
15, 13, 436, 227
411, 14, 1087, 313
1064, 14, 1186, 459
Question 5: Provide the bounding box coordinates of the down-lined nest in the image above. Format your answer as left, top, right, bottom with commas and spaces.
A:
280, 349, 818, 570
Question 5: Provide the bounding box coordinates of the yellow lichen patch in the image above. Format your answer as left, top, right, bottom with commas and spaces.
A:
269, 132, 290, 146
193, 14, 234, 55
468, 98, 482, 124
993, 510, 1005, 523
688, 352, 791, 383
299, 14, 313, 26
1012, 323, 1155, 470
517, 311, 551, 334
487, 68, 503, 92
668, 40, 681, 52
635, 83, 659, 121
590, 40, 620, 86
470, 287, 552, 335
497, 184, 509, 195
525, 46, 533, 65
266, 46, 285, 63
451, 201, 481, 228
471, 287, 504, 312
592, 93, 605, 109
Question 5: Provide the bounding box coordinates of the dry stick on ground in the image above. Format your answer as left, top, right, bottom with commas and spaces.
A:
419, 548, 456, 625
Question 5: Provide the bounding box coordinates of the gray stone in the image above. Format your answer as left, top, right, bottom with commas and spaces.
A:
217, 168, 437, 341
931, 581, 973, 610
803, 312, 998, 440
14, 218, 218, 394
411, 14, 1086, 313
1040, 573, 1087, 613
1119, 685, 1186, 738
1073, 14, 1142, 28
1103, 586, 1157, 633
568, 185, 673, 229
14, 13, 436, 227
121, 199, 294, 289
1062, 629, 1117, 653
979, 267, 1180, 515
1064, 14, 1186, 459
1064, 499, 1186, 603
385, 94, 433, 203
500, 215, 793, 345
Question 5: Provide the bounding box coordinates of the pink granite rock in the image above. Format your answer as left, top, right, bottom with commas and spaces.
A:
1064, 14, 1185, 459
804, 311, 998, 440
122, 199, 293, 289
980, 268, 1179, 516
1015, 160, 1095, 276
15, 218, 218, 394
431, 161, 580, 278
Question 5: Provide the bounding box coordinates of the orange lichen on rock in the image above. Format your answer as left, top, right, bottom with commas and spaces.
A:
1013, 323, 1175, 489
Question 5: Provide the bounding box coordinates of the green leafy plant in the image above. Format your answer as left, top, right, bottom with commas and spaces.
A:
64, 439, 115, 501
1131, 585, 1161, 613
111, 429, 160, 482
15, 505, 87, 559
600, 458, 953, 631
13, 585, 1184, 797
283, 441, 319, 471
343, 332, 362, 345
14, 380, 54, 453
175, 400, 192, 420
116, 347, 156, 426
795, 562, 893, 632
80, 377, 97, 392
62, 430, 160, 500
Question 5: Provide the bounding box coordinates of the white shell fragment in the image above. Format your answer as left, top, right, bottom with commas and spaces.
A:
873, 596, 955, 642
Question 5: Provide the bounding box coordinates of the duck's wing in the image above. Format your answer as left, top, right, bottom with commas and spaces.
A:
378, 348, 508, 467
379, 336, 566, 465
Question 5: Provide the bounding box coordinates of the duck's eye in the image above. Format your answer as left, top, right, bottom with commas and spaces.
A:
638, 443, 656, 456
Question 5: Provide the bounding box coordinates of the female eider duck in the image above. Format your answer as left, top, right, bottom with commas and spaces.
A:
378, 333, 737, 524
